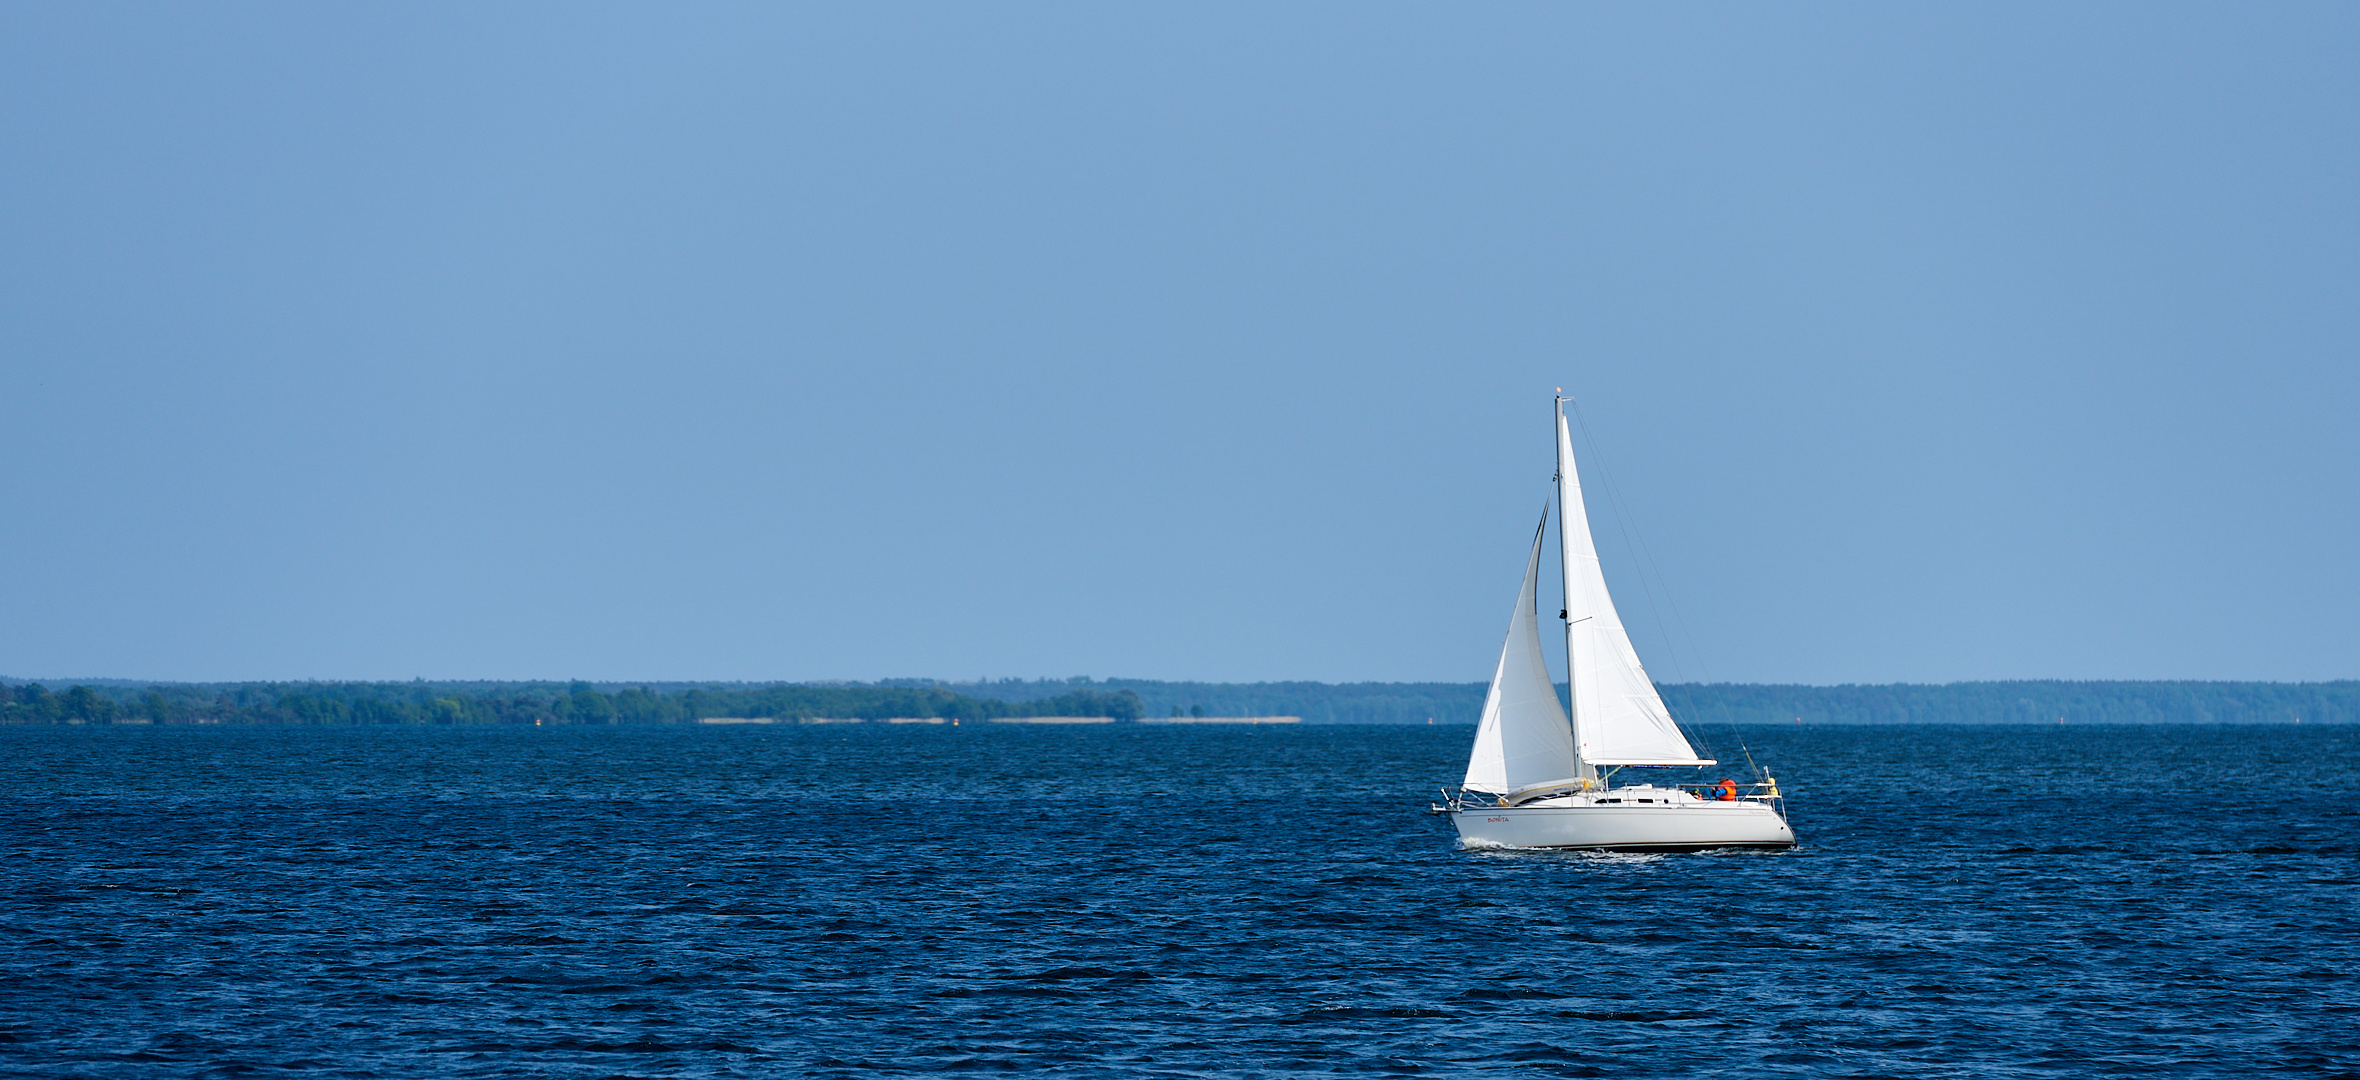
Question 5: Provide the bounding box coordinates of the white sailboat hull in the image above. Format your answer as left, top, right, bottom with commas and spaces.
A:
1449, 793, 1795, 852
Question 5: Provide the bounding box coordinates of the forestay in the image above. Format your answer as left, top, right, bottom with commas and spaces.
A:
1462, 512, 1584, 795
1556, 409, 1714, 768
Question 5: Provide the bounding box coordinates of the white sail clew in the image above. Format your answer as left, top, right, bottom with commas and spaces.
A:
1556, 405, 1715, 768
1463, 511, 1586, 799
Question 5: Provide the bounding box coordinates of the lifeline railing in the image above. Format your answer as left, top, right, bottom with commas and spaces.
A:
1432, 780, 1785, 814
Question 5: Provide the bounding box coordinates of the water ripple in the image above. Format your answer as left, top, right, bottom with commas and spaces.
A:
1, 723, 2356, 1077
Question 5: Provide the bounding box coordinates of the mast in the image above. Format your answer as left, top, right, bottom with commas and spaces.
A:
1554, 393, 1598, 783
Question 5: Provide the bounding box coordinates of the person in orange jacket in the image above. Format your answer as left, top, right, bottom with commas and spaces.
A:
1715, 778, 1738, 801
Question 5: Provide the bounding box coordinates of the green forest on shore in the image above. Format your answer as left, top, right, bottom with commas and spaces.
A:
1, 677, 2351, 726
0, 680, 1144, 726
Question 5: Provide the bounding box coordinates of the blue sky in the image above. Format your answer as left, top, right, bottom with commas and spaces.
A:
3, 3, 2354, 685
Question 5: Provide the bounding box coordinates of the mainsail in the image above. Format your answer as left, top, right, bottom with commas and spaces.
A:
1462, 511, 1584, 796
1556, 405, 1714, 768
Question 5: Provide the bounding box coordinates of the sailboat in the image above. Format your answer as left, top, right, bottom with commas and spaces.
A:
1437, 395, 1795, 852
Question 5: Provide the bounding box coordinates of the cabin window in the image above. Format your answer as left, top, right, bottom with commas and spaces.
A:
1600, 798, 1621, 804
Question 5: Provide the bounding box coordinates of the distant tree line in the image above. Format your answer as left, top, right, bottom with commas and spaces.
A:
1655, 680, 2357, 726
0, 680, 1142, 725
928, 677, 1494, 724
909, 677, 2360, 725
2, 677, 2350, 726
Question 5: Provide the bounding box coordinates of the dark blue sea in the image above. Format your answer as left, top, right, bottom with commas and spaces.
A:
3, 723, 2355, 1078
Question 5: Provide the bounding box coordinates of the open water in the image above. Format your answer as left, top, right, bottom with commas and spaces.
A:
1, 722, 2355, 1078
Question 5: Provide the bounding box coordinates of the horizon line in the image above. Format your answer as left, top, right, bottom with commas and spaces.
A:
5, 675, 2356, 689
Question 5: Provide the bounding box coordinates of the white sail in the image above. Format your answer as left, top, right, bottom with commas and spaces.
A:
1556, 405, 1714, 768
1463, 511, 1585, 797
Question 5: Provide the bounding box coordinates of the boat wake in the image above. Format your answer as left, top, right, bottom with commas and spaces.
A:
1458, 841, 1671, 863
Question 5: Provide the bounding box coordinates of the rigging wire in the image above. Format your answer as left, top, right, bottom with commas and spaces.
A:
1564, 398, 1766, 781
